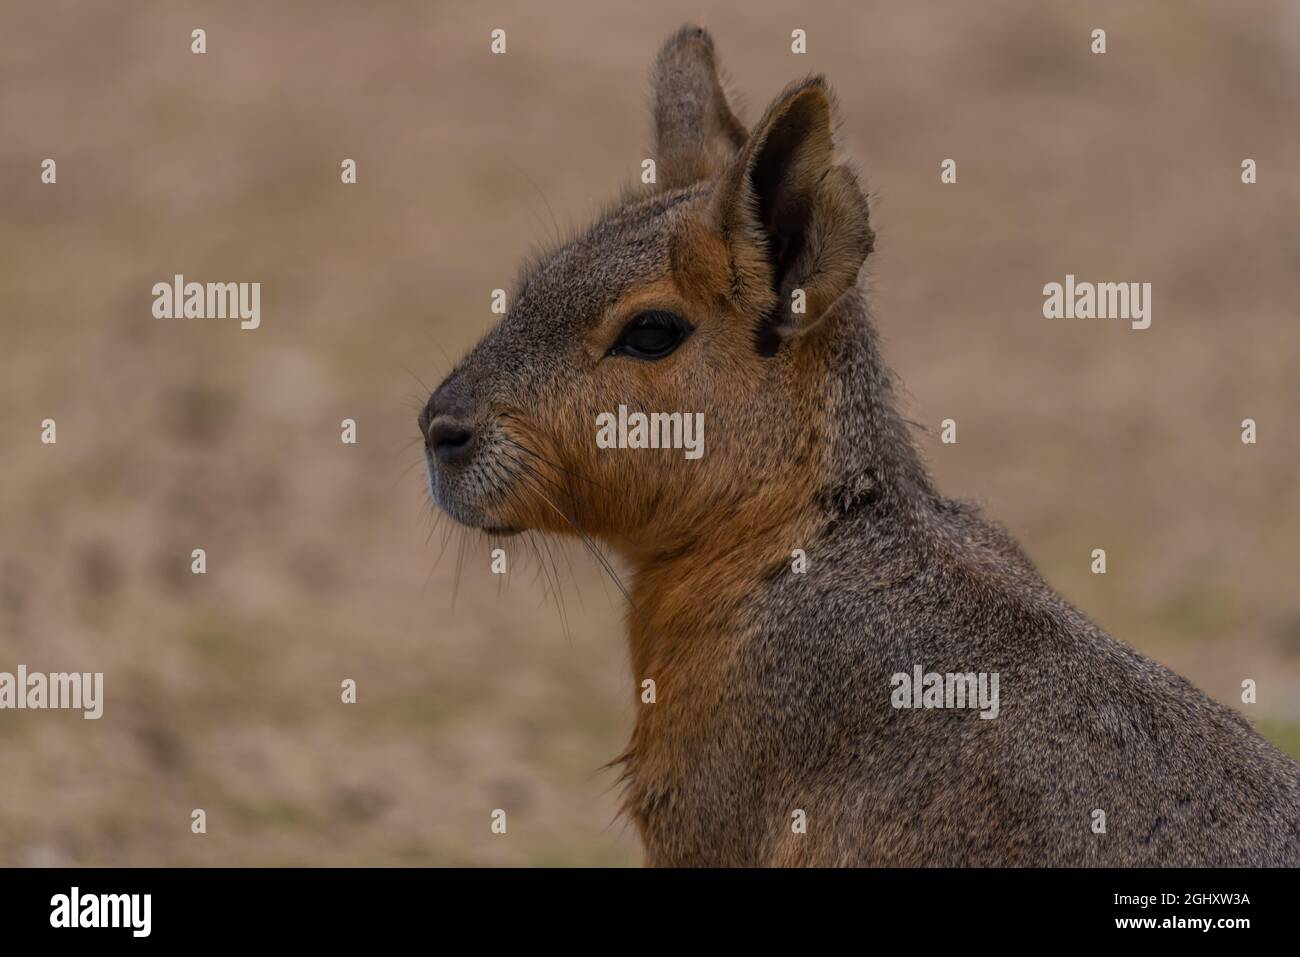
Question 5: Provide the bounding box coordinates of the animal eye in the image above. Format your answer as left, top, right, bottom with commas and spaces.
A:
609, 311, 692, 360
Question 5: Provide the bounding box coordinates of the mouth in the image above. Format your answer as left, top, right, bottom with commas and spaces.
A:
423, 449, 525, 536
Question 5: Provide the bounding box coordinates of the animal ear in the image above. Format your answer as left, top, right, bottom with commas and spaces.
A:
651, 25, 747, 190
711, 77, 874, 353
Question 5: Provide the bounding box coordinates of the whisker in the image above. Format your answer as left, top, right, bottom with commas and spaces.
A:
487, 456, 573, 638
499, 449, 646, 632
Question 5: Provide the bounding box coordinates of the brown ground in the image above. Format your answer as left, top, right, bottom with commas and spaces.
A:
0, 0, 1296, 866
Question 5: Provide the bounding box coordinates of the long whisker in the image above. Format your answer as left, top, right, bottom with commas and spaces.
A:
497, 446, 647, 632
497, 421, 612, 493
416, 326, 456, 373
406, 371, 431, 396
486, 456, 573, 638
508, 159, 564, 248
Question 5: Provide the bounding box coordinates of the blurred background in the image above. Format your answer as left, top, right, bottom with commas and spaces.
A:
0, 0, 1297, 865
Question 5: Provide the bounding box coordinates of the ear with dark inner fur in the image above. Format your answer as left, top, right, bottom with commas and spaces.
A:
712, 77, 874, 355
651, 26, 747, 191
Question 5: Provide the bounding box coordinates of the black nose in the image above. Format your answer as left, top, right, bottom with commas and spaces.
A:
420, 387, 477, 465
428, 419, 475, 464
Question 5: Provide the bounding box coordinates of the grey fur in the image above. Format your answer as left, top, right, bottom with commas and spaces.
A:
424, 25, 1300, 867
630, 289, 1300, 865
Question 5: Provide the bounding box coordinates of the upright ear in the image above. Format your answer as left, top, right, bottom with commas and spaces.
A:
651, 25, 747, 190
712, 77, 874, 353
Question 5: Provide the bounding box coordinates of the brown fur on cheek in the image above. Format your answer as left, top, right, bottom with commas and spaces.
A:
486, 210, 823, 549
493, 386, 661, 541
488, 412, 588, 536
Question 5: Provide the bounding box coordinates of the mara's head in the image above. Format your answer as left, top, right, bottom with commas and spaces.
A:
420, 26, 875, 557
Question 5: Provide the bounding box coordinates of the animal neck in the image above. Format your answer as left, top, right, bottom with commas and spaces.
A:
606, 289, 940, 854
610, 288, 934, 702
819, 290, 937, 516
618, 480, 821, 687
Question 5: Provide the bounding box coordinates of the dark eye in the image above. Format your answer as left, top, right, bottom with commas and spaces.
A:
608, 310, 692, 360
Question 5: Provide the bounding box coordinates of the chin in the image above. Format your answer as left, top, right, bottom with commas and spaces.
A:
425, 462, 521, 536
